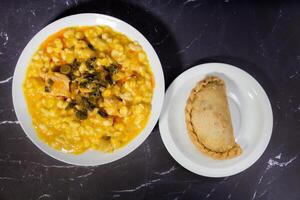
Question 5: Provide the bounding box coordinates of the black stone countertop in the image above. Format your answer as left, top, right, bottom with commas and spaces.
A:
0, 0, 300, 199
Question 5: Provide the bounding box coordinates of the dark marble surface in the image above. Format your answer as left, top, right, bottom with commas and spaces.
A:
0, 0, 300, 199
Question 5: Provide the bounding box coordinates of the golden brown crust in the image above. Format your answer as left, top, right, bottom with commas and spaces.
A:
185, 76, 242, 159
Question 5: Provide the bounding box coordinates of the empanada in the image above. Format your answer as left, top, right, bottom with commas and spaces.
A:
185, 76, 242, 159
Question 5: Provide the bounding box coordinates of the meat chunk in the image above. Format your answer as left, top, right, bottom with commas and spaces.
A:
46, 72, 70, 97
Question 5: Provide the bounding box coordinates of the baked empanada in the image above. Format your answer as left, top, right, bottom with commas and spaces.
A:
185, 76, 242, 159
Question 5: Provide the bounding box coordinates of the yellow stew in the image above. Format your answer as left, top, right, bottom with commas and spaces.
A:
23, 26, 154, 154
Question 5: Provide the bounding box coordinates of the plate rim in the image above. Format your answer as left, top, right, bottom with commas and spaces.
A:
159, 62, 273, 177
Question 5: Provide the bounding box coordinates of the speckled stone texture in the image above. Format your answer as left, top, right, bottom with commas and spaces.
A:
0, 0, 299, 199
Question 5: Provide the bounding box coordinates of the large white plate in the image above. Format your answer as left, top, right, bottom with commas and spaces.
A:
13, 14, 165, 166
159, 63, 273, 177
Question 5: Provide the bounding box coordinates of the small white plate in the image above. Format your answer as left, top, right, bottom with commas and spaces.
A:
13, 14, 165, 166
159, 63, 273, 177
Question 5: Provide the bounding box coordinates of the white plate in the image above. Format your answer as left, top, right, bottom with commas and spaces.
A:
13, 14, 165, 166
159, 63, 273, 177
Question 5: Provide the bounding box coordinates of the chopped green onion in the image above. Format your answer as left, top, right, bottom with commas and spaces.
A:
45, 86, 51, 92
72, 59, 81, 70
105, 64, 119, 74
65, 101, 76, 110
98, 108, 108, 118
47, 79, 54, 86
88, 43, 95, 51
105, 74, 114, 85
86, 58, 96, 70
79, 81, 88, 88
75, 109, 88, 120
60, 65, 72, 75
